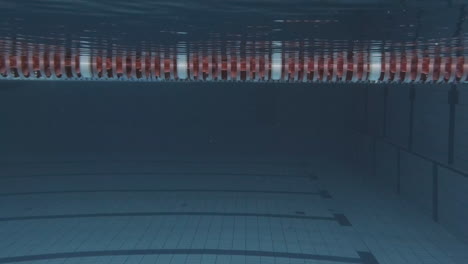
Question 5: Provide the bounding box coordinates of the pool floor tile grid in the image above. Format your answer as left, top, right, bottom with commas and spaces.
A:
0, 173, 317, 194
0, 157, 467, 264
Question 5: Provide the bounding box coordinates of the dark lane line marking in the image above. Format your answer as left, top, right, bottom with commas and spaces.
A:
0, 212, 351, 226
0, 172, 312, 180
358, 251, 380, 264
0, 189, 331, 199
335, 213, 352, 226
0, 249, 378, 264
0, 159, 308, 168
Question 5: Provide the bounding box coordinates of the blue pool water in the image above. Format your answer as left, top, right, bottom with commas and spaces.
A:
1, 1, 468, 264
0, 0, 467, 55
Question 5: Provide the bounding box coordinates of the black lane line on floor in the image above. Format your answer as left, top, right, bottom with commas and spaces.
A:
0, 172, 313, 180
357, 251, 380, 264
334, 213, 352, 226
0, 159, 309, 168
0, 189, 332, 199
0, 249, 378, 264
0, 212, 352, 226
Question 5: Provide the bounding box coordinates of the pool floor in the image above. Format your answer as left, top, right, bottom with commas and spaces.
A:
0, 155, 467, 264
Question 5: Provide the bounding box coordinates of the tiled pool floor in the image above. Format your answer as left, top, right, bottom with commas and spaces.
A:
0, 156, 467, 264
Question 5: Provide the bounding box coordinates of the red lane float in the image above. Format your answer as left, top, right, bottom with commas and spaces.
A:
1, 43, 467, 83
